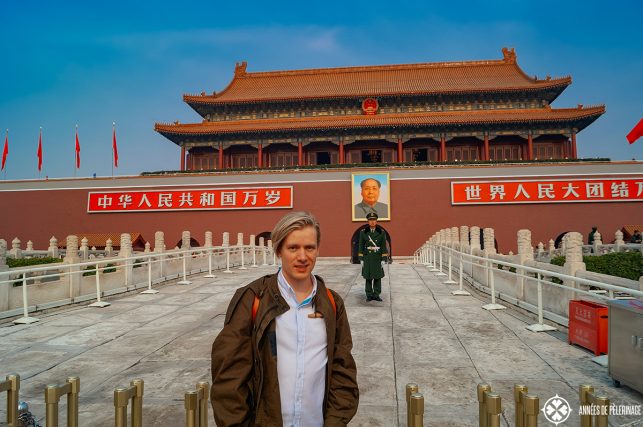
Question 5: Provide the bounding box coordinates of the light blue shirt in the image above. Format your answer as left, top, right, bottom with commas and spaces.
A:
276, 271, 328, 427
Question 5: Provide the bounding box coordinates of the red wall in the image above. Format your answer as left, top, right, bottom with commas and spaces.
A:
1, 165, 641, 256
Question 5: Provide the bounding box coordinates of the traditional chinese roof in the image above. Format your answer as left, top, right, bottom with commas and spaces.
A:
155, 105, 605, 144
184, 48, 570, 108
60, 233, 147, 250
622, 225, 643, 240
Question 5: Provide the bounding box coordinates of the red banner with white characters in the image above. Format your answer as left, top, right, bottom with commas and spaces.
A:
451, 178, 643, 205
87, 186, 293, 213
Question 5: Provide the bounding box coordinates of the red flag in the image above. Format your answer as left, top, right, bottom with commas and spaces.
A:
75, 127, 81, 168
1, 132, 7, 171
37, 129, 43, 171
626, 118, 643, 144
112, 123, 119, 167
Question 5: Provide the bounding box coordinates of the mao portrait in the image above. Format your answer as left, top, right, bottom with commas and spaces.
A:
352, 172, 390, 221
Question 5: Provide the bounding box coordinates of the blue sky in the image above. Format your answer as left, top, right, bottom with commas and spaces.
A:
1, 0, 641, 180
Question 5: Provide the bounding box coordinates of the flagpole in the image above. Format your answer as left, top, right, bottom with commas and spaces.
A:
38, 127, 42, 180
112, 122, 115, 178
2, 129, 7, 180
74, 125, 77, 178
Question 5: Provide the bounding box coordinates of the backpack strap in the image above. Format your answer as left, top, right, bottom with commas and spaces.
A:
251, 288, 337, 324
326, 288, 336, 314
252, 294, 261, 323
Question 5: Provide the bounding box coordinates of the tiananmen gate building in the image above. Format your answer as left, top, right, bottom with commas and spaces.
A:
155, 48, 604, 171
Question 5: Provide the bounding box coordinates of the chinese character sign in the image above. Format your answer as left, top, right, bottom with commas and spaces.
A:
451, 178, 643, 205
88, 186, 293, 213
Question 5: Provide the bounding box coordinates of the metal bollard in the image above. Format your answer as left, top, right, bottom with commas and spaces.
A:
514, 384, 539, 427
405, 383, 419, 427
1, 373, 20, 427
184, 381, 209, 427
580, 384, 610, 427
485, 393, 502, 427
114, 379, 144, 427
477, 384, 491, 427
409, 393, 424, 427
44, 376, 80, 427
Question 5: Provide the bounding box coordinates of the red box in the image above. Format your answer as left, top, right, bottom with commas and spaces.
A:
568, 300, 609, 355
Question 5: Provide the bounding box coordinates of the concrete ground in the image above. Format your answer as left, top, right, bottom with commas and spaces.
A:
0, 260, 641, 426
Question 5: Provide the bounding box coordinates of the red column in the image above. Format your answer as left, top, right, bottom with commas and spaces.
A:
483, 134, 490, 161
180, 146, 186, 171
571, 132, 577, 158
339, 141, 344, 164
257, 143, 263, 168
397, 138, 403, 162
298, 142, 303, 166
440, 135, 446, 162
218, 143, 224, 169
527, 134, 534, 160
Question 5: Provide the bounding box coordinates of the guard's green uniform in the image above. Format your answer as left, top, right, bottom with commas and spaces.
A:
358, 225, 388, 299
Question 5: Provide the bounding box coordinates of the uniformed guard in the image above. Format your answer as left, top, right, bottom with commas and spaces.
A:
358, 212, 388, 302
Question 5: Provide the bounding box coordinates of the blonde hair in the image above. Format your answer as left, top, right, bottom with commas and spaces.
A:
271, 211, 321, 255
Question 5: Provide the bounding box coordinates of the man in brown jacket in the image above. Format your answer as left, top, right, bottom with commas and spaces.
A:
211, 212, 359, 426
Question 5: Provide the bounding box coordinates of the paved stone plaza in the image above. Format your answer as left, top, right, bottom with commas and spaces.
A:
1, 261, 641, 426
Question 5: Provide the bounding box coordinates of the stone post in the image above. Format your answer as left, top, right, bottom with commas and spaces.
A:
537, 242, 544, 258
105, 239, 114, 257
79, 237, 89, 261
9, 238, 22, 259
181, 231, 191, 249
268, 239, 275, 265
48, 236, 59, 258
259, 237, 267, 266
592, 231, 602, 254
144, 242, 151, 253
181, 231, 192, 269
63, 235, 81, 299
614, 230, 624, 252
154, 232, 165, 253
563, 232, 586, 310
119, 233, 133, 287
0, 239, 7, 272
451, 227, 459, 249
26, 240, 34, 252
548, 239, 555, 257
205, 231, 213, 248
250, 234, 257, 267
459, 226, 469, 250
516, 229, 534, 300
0, 241, 7, 312
483, 228, 496, 255
470, 227, 481, 251
153, 231, 164, 277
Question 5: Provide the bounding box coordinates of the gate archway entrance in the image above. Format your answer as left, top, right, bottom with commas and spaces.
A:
350, 224, 392, 264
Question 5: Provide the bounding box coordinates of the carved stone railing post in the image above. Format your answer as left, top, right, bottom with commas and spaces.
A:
250, 234, 258, 267
516, 229, 534, 299
144, 242, 151, 253
181, 231, 192, 269
0, 239, 7, 272
205, 231, 213, 248
64, 235, 81, 299
537, 242, 544, 258
592, 231, 602, 254
268, 239, 275, 265
26, 240, 34, 252
259, 237, 267, 266
451, 227, 459, 249
470, 227, 481, 251
483, 228, 496, 255
48, 236, 59, 258
10, 238, 22, 259
459, 226, 469, 251
237, 233, 247, 270
614, 230, 624, 252
119, 233, 133, 287
79, 237, 89, 261
563, 232, 586, 306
